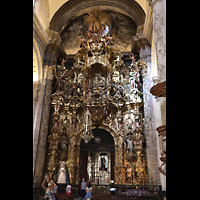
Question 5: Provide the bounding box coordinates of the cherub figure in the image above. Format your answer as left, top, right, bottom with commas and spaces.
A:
105, 34, 117, 46
77, 36, 88, 49
60, 56, 68, 67
86, 30, 93, 39
51, 119, 59, 133
135, 118, 141, 130
128, 52, 137, 65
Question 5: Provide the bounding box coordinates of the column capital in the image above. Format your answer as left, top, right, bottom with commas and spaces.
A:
151, 0, 161, 9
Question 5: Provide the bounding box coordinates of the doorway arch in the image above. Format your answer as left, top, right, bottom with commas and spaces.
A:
79, 128, 115, 185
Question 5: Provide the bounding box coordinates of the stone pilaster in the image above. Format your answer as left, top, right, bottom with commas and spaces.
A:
33, 76, 46, 177
33, 31, 65, 182
114, 133, 124, 184
141, 63, 160, 185
151, 0, 166, 127
152, 0, 166, 83
33, 67, 54, 184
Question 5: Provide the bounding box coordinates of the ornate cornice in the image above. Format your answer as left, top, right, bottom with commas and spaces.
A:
156, 125, 166, 136
150, 81, 166, 97
151, 0, 161, 9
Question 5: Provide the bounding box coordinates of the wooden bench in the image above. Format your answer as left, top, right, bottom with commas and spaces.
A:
91, 194, 122, 200
54, 193, 74, 200
39, 194, 74, 200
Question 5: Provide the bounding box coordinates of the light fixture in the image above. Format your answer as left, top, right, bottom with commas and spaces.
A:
80, 107, 94, 143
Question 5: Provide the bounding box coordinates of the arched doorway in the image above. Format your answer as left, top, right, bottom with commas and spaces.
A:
80, 128, 115, 185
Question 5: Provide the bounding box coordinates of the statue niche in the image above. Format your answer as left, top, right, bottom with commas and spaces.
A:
91, 71, 106, 88
55, 161, 69, 184
99, 152, 108, 171
90, 69, 107, 102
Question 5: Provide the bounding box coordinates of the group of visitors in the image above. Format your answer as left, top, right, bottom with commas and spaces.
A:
41, 176, 92, 200
80, 178, 92, 200
41, 176, 71, 200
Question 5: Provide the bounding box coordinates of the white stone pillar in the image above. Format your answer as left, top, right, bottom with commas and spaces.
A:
152, 0, 166, 83
33, 66, 54, 183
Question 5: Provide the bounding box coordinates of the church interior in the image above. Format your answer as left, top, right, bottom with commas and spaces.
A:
33, 0, 166, 199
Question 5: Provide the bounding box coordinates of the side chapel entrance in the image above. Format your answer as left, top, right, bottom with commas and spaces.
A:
80, 128, 115, 186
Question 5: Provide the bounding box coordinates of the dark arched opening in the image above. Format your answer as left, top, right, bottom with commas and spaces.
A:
80, 128, 115, 184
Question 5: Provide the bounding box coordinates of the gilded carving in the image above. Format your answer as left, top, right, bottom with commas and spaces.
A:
40, 9, 154, 187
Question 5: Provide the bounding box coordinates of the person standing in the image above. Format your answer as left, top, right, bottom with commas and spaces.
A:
53, 184, 58, 194
85, 182, 92, 200
41, 177, 56, 200
80, 178, 87, 199
66, 182, 72, 196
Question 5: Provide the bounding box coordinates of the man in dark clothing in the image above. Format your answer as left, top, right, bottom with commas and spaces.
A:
80, 178, 87, 199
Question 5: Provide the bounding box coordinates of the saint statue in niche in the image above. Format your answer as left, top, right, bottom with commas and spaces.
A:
55, 161, 69, 184
99, 153, 108, 171
125, 135, 134, 153
125, 164, 135, 183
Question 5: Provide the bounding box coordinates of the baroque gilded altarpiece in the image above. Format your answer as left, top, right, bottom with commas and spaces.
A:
35, 9, 160, 187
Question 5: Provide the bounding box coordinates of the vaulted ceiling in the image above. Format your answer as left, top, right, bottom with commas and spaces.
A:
34, 0, 147, 33
49, 0, 146, 34
48, 0, 147, 24
60, 10, 137, 54
34, 0, 149, 63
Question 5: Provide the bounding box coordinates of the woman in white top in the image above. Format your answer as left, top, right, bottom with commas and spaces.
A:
85, 182, 92, 200
66, 182, 72, 195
